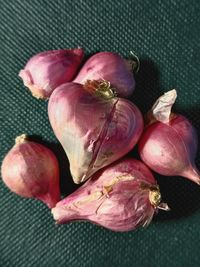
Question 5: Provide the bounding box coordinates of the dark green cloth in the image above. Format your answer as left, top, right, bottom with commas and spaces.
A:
0, 0, 200, 266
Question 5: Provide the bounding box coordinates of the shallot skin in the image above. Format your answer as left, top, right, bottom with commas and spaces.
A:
73, 52, 135, 97
48, 82, 143, 184
139, 115, 200, 184
52, 159, 167, 232
19, 48, 84, 99
1, 135, 60, 208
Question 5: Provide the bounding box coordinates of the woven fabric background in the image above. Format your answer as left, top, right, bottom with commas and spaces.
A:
0, 0, 200, 266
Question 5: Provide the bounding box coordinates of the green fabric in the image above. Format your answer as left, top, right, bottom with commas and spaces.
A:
0, 0, 200, 266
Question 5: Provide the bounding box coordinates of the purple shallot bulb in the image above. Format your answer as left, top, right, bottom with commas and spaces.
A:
52, 158, 169, 232
19, 48, 84, 99
1, 134, 60, 208
138, 90, 200, 185
48, 81, 143, 184
73, 51, 136, 97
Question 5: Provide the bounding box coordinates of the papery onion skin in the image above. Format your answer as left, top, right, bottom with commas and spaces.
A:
73, 52, 135, 97
52, 158, 168, 232
1, 135, 60, 208
48, 82, 143, 184
19, 48, 84, 99
139, 114, 200, 185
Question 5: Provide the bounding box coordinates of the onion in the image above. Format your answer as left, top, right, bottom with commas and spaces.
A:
19, 48, 84, 99
73, 52, 135, 97
48, 81, 143, 184
139, 90, 200, 185
52, 158, 169, 232
1, 134, 60, 208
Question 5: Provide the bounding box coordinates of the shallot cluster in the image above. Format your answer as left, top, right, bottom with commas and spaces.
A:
1, 47, 199, 232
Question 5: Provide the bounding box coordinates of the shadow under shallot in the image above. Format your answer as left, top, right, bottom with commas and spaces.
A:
130, 58, 162, 114
127, 59, 162, 160
155, 175, 200, 221
29, 135, 80, 198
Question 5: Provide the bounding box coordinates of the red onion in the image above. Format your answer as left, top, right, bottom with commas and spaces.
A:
1, 134, 60, 208
73, 52, 135, 97
52, 158, 169, 232
139, 90, 200, 185
19, 48, 84, 99
48, 81, 143, 184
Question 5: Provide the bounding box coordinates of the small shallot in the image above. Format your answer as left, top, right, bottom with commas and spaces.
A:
52, 158, 169, 232
19, 48, 84, 99
73, 51, 135, 97
1, 134, 60, 208
139, 90, 200, 185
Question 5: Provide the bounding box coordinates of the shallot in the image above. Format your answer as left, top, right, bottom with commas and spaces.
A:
19, 48, 84, 99
52, 158, 169, 232
1, 134, 60, 208
139, 90, 200, 185
73, 52, 135, 97
48, 81, 143, 184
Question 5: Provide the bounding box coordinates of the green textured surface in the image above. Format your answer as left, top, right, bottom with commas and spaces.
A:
0, 0, 200, 266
